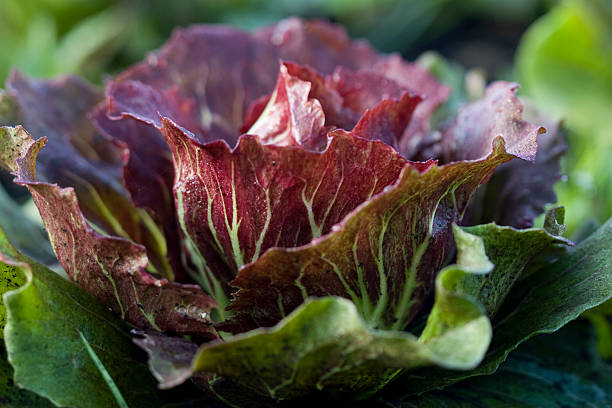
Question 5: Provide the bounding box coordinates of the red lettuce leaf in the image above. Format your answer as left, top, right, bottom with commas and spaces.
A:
440, 82, 541, 163
0, 126, 217, 339
225, 82, 542, 333
0, 72, 180, 280
91, 107, 186, 281
226, 138, 522, 333
163, 119, 411, 311
254, 17, 380, 74
373, 55, 452, 159
92, 19, 449, 284
462, 102, 566, 228
245, 61, 422, 150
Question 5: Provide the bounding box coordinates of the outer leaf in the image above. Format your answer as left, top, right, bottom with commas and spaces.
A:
194, 297, 488, 401
0, 235, 27, 338
390, 216, 612, 396
416, 52, 565, 229
0, 126, 217, 338
458, 221, 571, 317
0, 341, 55, 408
0, 227, 162, 408
462, 103, 566, 228
395, 321, 612, 407
439, 82, 540, 163
135, 223, 494, 401
0, 73, 179, 280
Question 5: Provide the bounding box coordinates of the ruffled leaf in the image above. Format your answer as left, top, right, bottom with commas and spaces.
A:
163, 121, 408, 312
0, 73, 178, 280
440, 82, 541, 162
372, 55, 451, 159
228, 138, 537, 332
416, 53, 564, 229
0, 227, 164, 408
457, 220, 571, 317
0, 126, 217, 339
462, 103, 566, 228
246, 61, 422, 151
390, 215, 612, 395
136, 223, 495, 401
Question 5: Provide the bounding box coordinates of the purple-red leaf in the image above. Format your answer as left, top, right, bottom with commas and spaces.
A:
223, 83, 542, 333
1, 73, 181, 280
440, 82, 541, 162
0, 126, 217, 339
225, 137, 528, 333
163, 119, 410, 309
373, 55, 452, 159
462, 102, 566, 228
254, 18, 380, 74
245, 62, 422, 150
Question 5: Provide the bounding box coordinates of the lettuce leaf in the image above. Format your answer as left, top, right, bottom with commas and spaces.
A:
0, 126, 218, 339
135, 223, 495, 401
0, 226, 162, 407
391, 321, 612, 407
389, 216, 612, 395
0, 73, 181, 280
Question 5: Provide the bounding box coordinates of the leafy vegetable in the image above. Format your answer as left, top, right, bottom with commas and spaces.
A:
0, 341, 55, 408
0, 17, 609, 408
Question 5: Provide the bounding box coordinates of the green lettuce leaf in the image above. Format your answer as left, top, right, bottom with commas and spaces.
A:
0, 226, 161, 407
391, 320, 612, 407
0, 341, 55, 408
135, 223, 495, 401
388, 215, 612, 396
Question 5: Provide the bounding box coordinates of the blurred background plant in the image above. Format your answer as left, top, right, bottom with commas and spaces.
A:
0, 0, 611, 356
0, 0, 552, 83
